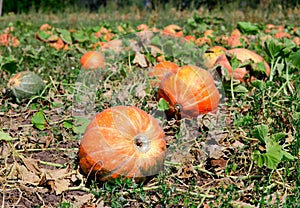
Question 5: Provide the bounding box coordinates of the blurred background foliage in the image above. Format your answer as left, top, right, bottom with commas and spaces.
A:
1, 0, 299, 15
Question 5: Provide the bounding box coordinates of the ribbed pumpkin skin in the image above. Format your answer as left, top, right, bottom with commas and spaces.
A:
158, 65, 220, 118
7, 71, 45, 100
79, 106, 166, 181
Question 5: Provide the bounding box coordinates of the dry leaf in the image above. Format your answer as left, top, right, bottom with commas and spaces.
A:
43, 167, 70, 195
210, 158, 228, 168
72, 193, 95, 208
96, 200, 111, 208
230, 200, 255, 208
201, 142, 224, 159
54, 178, 70, 195
133, 52, 148, 68
232, 140, 245, 149
21, 157, 41, 175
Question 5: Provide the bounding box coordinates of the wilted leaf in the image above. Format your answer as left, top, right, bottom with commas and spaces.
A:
44, 168, 70, 195
210, 158, 228, 168
231, 200, 256, 208
133, 52, 148, 68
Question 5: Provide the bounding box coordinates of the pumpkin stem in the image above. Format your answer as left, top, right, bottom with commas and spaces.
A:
174, 103, 182, 121
134, 134, 150, 153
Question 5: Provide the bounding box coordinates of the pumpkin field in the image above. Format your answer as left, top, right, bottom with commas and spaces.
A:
0, 2, 299, 207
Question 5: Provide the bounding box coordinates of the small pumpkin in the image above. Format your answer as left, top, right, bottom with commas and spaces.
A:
214, 48, 271, 81
78, 106, 166, 181
148, 61, 180, 86
158, 65, 220, 118
162, 24, 184, 37
80, 51, 105, 70
7, 71, 45, 100
202, 46, 226, 69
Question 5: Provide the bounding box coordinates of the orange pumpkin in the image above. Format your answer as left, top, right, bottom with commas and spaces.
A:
202, 46, 227, 69
78, 106, 166, 181
214, 48, 271, 81
148, 61, 180, 86
158, 65, 220, 118
162, 24, 184, 37
80, 51, 105, 70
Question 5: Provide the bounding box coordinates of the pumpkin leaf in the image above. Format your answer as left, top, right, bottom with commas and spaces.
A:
32, 110, 46, 130
73, 117, 90, 134
281, 150, 297, 161
237, 21, 259, 35
232, 84, 248, 93
63, 121, 74, 129
0, 55, 19, 73
253, 124, 268, 143
157, 98, 170, 111
290, 49, 300, 70
0, 131, 18, 141
36, 30, 52, 42
57, 28, 72, 44
251, 80, 266, 91
72, 31, 88, 43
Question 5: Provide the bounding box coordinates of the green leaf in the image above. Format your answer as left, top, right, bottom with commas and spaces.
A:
264, 141, 282, 168
72, 31, 88, 43
237, 21, 259, 35
150, 35, 161, 46
281, 150, 297, 160
252, 61, 268, 76
290, 49, 300, 70
251, 80, 266, 91
271, 132, 286, 142
57, 28, 72, 44
229, 55, 241, 70
73, 117, 90, 134
158, 98, 170, 111
0, 55, 18, 73
252, 150, 264, 167
32, 110, 46, 130
264, 152, 281, 169
253, 124, 268, 143
0, 131, 18, 141
233, 84, 248, 93
63, 121, 74, 129
36, 30, 51, 42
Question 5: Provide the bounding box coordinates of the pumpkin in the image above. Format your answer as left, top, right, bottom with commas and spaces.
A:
80, 51, 105, 70
78, 106, 166, 181
148, 61, 180, 86
202, 46, 226, 69
162, 24, 184, 37
158, 65, 220, 118
7, 71, 45, 100
214, 48, 271, 81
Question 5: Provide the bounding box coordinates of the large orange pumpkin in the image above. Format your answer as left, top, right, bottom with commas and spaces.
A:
158, 65, 220, 118
214, 48, 271, 81
78, 106, 166, 181
80, 51, 105, 70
